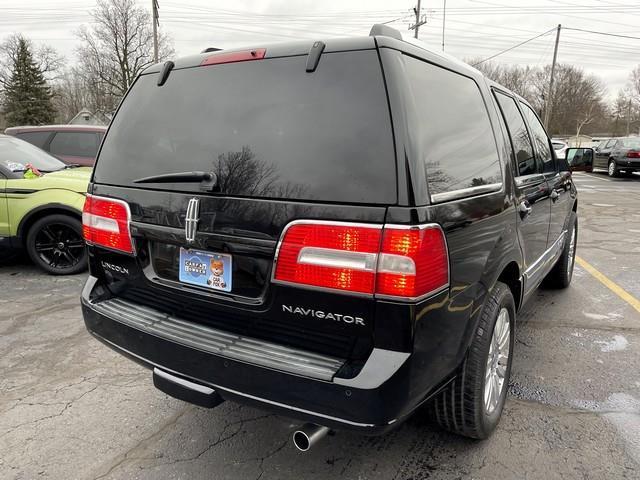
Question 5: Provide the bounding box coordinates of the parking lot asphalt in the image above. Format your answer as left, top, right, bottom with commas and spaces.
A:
2, 172, 640, 480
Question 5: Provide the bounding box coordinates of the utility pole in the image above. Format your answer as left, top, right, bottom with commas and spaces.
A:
409, 0, 427, 39
442, 0, 447, 51
152, 0, 159, 63
543, 24, 561, 130
626, 98, 632, 136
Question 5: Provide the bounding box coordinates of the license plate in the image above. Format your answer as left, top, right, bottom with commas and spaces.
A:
179, 248, 232, 292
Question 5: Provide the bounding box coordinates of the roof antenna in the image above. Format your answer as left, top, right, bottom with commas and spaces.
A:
157, 60, 174, 86
306, 41, 325, 72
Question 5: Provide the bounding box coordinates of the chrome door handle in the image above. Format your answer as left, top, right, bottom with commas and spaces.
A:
518, 201, 532, 219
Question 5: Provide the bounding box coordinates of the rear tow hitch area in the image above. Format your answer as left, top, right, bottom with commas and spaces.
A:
153, 368, 224, 409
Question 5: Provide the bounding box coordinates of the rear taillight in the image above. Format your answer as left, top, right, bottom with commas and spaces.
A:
376, 226, 449, 298
273, 221, 449, 300
273, 222, 381, 294
82, 194, 134, 254
627, 151, 640, 158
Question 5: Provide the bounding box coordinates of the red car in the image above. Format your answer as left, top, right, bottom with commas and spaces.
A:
4, 125, 107, 167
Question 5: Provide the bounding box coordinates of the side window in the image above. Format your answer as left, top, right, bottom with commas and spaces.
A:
493, 91, 538, 176
50, 132, 99, 157
16, 131, 51, 149
520, 103, 555, 173
603, 139, 615, 149
403, 55, 502, 198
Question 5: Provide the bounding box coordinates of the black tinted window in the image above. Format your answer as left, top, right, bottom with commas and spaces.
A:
50, 132, 99, 157
95, 51, 396, 204
494, 91, 538, 176
520, 103, 554, 173
16, 131, 51, 148
403, 56, 501, 198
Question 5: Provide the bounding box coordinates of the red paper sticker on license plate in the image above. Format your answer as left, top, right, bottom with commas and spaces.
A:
179, 248, 232, 292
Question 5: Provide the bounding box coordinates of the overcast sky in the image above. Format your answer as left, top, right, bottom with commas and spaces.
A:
2, 0, 639, 98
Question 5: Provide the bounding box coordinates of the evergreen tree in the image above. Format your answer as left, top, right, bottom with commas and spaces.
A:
2, 37, 55, 126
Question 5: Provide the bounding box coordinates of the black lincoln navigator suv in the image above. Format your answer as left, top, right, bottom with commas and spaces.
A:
81, 25, 578, 446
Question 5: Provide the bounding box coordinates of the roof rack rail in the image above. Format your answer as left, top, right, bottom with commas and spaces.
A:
369, 24, 403, 41
201, 47, 223, 53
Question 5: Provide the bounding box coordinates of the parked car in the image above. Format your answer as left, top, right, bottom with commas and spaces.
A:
0, 134, 90, 274
4, 124, 107, 167
594, 136, 640, 177
80, 24, 578, 447
552, 139, 568, 159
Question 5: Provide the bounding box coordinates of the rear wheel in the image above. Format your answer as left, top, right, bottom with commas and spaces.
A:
26, 214, 87, 275
608, 160, 619, 177
431, 281, 515, 439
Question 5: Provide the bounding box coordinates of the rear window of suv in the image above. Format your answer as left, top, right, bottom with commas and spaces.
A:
94, 50, 396, 204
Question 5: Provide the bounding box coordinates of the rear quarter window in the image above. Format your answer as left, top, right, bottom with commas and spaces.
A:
16, 131, 51, 149
403, 55, 502, 201
94, 50, 396, 204
50, 132, 100, 157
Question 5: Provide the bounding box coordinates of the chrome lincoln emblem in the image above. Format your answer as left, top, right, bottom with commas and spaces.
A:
185, 198, 200, 243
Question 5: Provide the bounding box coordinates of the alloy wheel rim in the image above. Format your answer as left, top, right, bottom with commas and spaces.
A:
34, 223, 85, 270
609, 162, 615, 176
484, 308, 511, 415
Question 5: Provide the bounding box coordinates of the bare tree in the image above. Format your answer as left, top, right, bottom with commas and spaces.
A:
630, 65, 640, 101
527, 64, 607, 135
75, 0, 174, 110
52, 65, 120, 123
575, 103, 596, 142
468, 59, 611, 135
51, 67, 92, 122
469, 59, 534, 101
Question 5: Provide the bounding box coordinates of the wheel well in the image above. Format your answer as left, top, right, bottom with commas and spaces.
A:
18, 206, 81, 245
497, 262, 521, 311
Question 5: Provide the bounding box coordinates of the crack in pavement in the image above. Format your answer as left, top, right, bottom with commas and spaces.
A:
253, 439, 289, 480
0, 300, 80, 332
90, 406, 194, 480
1, 383, 100, 437
1, 375, 100, 413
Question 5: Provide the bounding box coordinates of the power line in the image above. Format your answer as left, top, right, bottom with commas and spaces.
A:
562, 26, 640, 40
472, 27, 557, 65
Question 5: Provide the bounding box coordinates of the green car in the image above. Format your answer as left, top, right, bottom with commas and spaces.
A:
0, 134, 91, 274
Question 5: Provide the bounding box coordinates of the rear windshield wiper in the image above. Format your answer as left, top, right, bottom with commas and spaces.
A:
133, 171, 217, 191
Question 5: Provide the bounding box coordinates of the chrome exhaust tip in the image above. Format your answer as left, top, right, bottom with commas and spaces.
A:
292, 423, 330, 452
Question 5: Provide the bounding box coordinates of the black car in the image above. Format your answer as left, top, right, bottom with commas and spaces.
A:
594, 136, 640, 177
80, 25, 578, 447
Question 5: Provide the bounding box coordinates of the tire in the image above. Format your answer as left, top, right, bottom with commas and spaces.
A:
608, 160, 618, 177
544, 211, 577, 289
431, 282, 515, 439
25, 214, 88, 275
